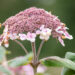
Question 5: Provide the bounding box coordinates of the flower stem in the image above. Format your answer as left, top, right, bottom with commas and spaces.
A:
31, 42, 37, 64
31, 42, 37, 75
14, 40, 28, 54
34, 66, 37, 75
37, 40, 45, 59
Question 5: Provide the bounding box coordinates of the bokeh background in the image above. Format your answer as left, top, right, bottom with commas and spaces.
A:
0, 0, 75, 75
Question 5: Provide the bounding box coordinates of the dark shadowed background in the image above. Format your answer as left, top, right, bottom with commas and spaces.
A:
0, 0, 75, 60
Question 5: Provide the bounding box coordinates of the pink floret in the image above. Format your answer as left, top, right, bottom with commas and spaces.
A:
3, 7, 62, 38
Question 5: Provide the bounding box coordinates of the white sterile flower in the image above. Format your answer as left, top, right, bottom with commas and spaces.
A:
55, 26, 64, 34
19, 34, 27, 40
56, 26, 73, 40
27, 32, 36, 42
56, 26, 69, 34
40, 28, 52, 40
8, 33, 18, 40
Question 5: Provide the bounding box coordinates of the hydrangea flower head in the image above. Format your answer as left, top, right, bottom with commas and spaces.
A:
0, 7, 73, 47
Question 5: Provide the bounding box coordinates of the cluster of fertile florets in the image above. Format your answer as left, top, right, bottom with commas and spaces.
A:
0, 7, 73, 47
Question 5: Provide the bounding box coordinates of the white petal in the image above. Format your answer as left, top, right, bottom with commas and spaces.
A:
56, 26, 61, 30
44, 36, 50, 40
19, 34, 27, 40
58, 37, 65, 46
41, 31, 47, 36
39, 35, 44, 40
64, 32, 73, 40
64, 27, 69, 30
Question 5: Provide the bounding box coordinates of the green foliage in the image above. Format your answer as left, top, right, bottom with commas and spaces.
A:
40, 57, 63, 67
0, 65, 11, 75
61, 68, 75, 75
61, 52, 75, 75
8, 53, 33, 67
0, 46, 6, 63
40, 56, 75, 70
41, 57, 62, 67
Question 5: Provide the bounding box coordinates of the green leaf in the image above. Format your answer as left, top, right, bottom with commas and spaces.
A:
8, 53, 33, 67
40, 57, 63, 67
65, 52, 75, 61
61, 52, 75, 75
61, 68, 75, 75
40, 56, 75, 70
0, 65, 11, 75
0, 46, 6, 63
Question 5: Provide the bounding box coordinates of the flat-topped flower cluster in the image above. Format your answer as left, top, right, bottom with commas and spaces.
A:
0, 25, 52, 47
0, 7, 73, 47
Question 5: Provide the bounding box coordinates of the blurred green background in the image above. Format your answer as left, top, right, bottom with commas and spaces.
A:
0, 0, 75, 62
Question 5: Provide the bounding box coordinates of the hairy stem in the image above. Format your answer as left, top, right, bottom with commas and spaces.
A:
14, 40, 28, 54
37, 40, 45, 59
